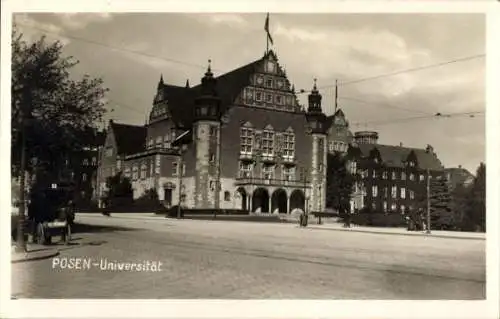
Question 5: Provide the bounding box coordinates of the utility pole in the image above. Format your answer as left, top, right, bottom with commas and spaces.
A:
334, 79, 338, 114
426, 168, 431, 234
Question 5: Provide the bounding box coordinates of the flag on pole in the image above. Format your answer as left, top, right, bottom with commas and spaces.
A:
265, 13, 274, 45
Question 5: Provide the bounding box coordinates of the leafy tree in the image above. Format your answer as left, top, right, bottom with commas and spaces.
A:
462, 163, 486, 232
429, 175, 454, 230
11, 26, 108, 181
103, 172, 133, 208
326, 153, 355, 220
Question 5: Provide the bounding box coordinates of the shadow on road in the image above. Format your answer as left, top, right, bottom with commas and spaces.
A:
71, 223, 142, 234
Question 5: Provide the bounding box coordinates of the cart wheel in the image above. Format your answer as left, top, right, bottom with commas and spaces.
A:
36, 223, 44, 245
65, 224, 71, 245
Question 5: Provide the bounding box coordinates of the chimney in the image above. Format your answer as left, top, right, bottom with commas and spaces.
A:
425, 144, 433, 153
458, 165, 462, 169
399, 142, 403, 147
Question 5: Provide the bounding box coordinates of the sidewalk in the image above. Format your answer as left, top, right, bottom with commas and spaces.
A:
309, 223, 486, 240
11, 243, 59, 263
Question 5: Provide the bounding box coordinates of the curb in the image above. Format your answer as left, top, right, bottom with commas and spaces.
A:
308, 226, 485, 241
11, 249, 60, 263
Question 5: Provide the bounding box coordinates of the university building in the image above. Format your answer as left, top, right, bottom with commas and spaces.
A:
345, 131, 445, 214
97, 50, 338, 214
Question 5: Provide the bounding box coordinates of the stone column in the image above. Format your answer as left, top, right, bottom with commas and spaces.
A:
268, 195, 272, 214
286, 195, 290, 214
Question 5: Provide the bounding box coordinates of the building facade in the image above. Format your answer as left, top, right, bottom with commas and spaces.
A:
345, 131, 445, 214
97, 51, 338, 214
444, 166, 474, 191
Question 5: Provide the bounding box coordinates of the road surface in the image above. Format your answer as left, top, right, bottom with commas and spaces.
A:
12, 215, 485, 299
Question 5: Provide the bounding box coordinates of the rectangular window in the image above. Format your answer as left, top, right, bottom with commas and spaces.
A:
262, 164, 275, 180
155, 155, 161, 174
256, 92, 262, 101
372, 170, 377, 179
283, 133, 295, 158
266, 78, 273, 88
132, 166, 138, 180
210, 126, 218, 137
266, 94, 273, 103
409, 190, 415, 200
140, 163, 147, 179
116, 160, 122, 170
239, 162, 252, 178
372, 185, 378, 197
224, 191, 231, 201
172, 162, 178, 177
240, 128, 253, 154
391, 203, 397, 211
419, 174, 425, 182
282, 166, 295, 181
171, 128, 176, 141
401, 187, 406, 199
262, 130, 274, 156
410, 173, 415, 181
401, 172, 406, 180
392, 171, 397, 180
163, 133, 171, 149
382, 171, 388, 180
276, 95, 282, 105
350, 161, 357, 174
82, 173, 87, 182
209, 153, 216, 163
383, 201, 388, 212
384, 187, 388, 198
401, 204, 406, 213
91, 157, 97, 166
83, 158, 89, 166
156, 136, 163, 148
391, 186, 397, 199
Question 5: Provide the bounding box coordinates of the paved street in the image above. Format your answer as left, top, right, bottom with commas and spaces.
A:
12, 215, 485, 299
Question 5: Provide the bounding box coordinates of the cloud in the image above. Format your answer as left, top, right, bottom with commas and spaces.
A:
58, 13, 113, 30
13, 14, 70, 45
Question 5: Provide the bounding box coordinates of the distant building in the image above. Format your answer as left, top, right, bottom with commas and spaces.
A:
445, 166, 474, 191
341, 131, 445, 214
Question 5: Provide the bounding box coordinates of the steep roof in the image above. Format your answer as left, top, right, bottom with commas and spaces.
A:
445, 167, 474, 188
355, 143, 444, 171
157, 54, 268, 128
110, 121, 147, 155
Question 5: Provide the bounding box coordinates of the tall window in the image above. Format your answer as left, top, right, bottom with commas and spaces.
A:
155, 155, 161, 174
282, 166, 295, 181
262, 130, 274, 156
349, 161, 357, 174
239, 162, 252, 178
391, 186, 397, 199
383, 201, 388, 212
150, 159, 154, 176
283, 132, 295, 158
91, 157, 97, 166
262, 164, 275, 180
419, 174, 425, 182
409, 190, 415, 200
382, 171, 388, 179
124, 167, 131, 178
172, 162, 178, 177
410, 173, 415, 181
83, 158, 89, 166
372, 185, 378, 197
384, 187, 388, 198
372, 170, 377, 179
401, 187, 406, 199
391, 171, 397, 180
240, 127, 253, 154
400, 205, 406, 213
171, 128, 176, 141
391, 203, 397, 211
163, 133, 171, 149
132, 166, 138, 180
140, 163, 147, 179
82, 173, 87, 182
156, 136, 163, 148
116, 160, 122, 170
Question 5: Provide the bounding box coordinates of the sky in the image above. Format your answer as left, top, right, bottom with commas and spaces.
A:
12, 12, 485, 174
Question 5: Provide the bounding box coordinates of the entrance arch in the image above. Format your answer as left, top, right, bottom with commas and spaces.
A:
236, 187, 247, 211
271, 189, 288, 214
252, 188, 270, 213
290, 189, 305, 212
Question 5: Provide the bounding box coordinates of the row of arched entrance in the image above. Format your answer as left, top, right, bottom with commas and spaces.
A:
235, 187, 305, 214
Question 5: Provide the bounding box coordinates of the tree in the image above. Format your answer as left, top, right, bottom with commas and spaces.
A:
429, 175, 454, 230
103, 172, 133, 208
463, 163, 486, 232
326, 153, 356, 220
11, 26, 108, 181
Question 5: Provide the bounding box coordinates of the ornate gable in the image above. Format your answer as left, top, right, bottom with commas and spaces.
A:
238, 50, 301, 113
